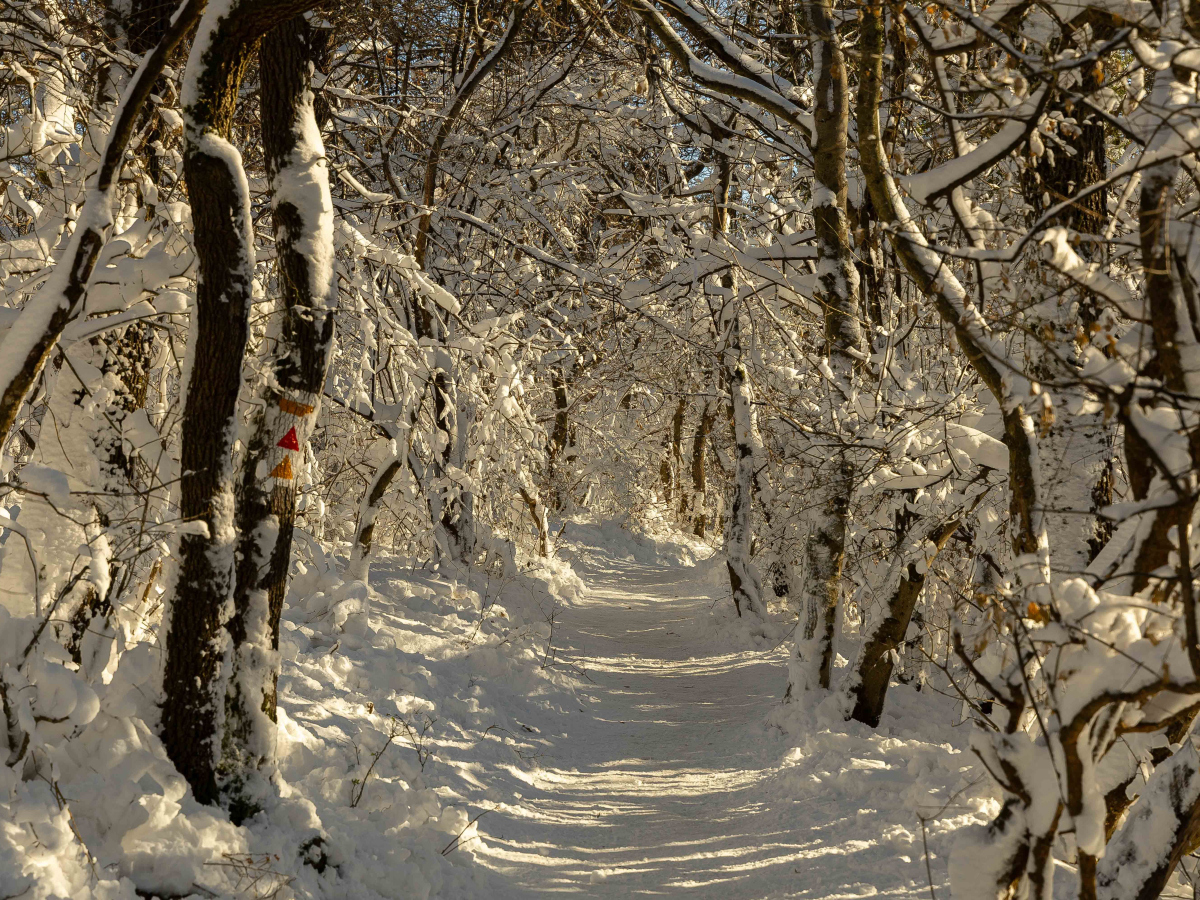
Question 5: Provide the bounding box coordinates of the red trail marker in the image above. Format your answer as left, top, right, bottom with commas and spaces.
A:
277, 426, 300, 451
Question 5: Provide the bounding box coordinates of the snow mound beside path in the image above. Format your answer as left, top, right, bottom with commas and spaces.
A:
0, 552, 582, 900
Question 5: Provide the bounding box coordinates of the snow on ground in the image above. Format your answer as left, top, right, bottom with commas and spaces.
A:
464, 524, 993, 898
1, 520, 992, 899
0, 547, 585, 900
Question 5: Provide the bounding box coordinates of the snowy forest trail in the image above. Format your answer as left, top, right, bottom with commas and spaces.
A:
461, 533, 968, 899
474, 541, 799, 896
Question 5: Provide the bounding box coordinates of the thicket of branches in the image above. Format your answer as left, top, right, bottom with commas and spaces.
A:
3, 0, 1200, 895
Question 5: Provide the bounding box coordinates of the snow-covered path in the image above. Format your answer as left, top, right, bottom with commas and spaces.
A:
474, 548, 797, 896
461, 536, 979, 898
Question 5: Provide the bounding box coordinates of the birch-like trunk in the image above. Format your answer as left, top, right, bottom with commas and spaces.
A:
348, 446, 405, 582
724, 350, 763, 619
710, 146, 763, 620
787, 0, 865, 694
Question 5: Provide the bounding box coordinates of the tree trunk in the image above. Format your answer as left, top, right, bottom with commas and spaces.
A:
846, 514, 960, 726
349, 449, 405, 581
546, 363, 572, 509
221, 15, 336, 818
787, 0, 865, 694
725, 353, 763, 619
660, 397, 686, 510
688, 400, 716, 536
518, 470, 551, 557
857, 0, 1045, 571
160, 0, 318, 808
709, 144, 763, 620
1018, 57, 1115, 579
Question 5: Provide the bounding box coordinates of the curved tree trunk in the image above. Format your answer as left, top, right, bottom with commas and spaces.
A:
160, 0, 320, 808
846, 513, 960, 726
348, 445, 405, 582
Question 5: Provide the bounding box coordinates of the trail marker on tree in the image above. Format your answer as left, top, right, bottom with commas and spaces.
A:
277, 426, 300, 451
278, 397, 315, 416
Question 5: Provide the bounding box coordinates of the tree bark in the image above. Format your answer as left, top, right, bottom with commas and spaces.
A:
1017, 53, 1115, 578
709, 144, 763, 620
349, 449, 405, 581
546, 363, 573, 509
660, 396, 686, 510
846, 514, 960, 726
688, 399, 716, 536
787, 0, 865, 693
221, 14, 337, 818
725, 354, 763, 618
160, 0, 320, 808
518, 471, 551, 557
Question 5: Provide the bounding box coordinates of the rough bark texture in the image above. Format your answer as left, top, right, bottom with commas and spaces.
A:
1021, 69, 1108, 237
518, 471, 551, 557
222, 15, 336, 818
788, 0, 864, 693
161, 0, 321, 808
847, 515, 959, 726
164, 154, 256, 805
792, 459, 853, 691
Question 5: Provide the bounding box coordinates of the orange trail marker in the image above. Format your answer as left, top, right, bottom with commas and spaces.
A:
277, 426, 300, 451
269, 457, 294, 480
278, 397, 314, 416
